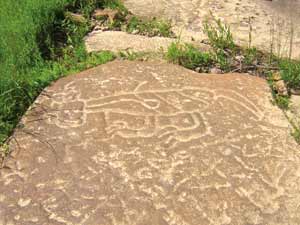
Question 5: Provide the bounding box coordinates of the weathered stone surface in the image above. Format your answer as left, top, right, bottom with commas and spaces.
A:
84, 31, 210, 54
85, 31, 174, 53
0, 61, 300, 224
288, 95, 300, 127
123, 0, 300, 58
93, 9, 119, 22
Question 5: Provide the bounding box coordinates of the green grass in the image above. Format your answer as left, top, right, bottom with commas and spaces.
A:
100, 0, 128, 12
0, 0, 121, 145
204, 16, 235, 52
279, 59, 300, 89
203, 16, 237, 72
286, 114, 300, 144
0, 144, 10, 160
166, 42, 213, 71
98, 13, 174, 37
243, 47, 259, 66
118, 50, 151, 61
292, 128, 300, 144
275, 95, 290, 110
126, 16, 173, 37
203, 15, 300, 89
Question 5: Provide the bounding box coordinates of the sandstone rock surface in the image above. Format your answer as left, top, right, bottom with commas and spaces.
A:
123, 0, 300, 58
289, 95, 300, 127
0, 61, 300, 224
85, 31, 174, 53
84, 31, 209, 53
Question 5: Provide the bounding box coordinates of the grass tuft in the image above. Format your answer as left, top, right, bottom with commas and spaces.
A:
166, 42, 213, 71
204, 15, 235, 51
279, 59, 300, 89
275, 95, 290, 110
126, 16, 173, 37
292, 128, 300, 144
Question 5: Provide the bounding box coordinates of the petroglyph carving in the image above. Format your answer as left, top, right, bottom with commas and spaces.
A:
47, 81, 87, 129
1, 61, 299, 225
46, 85, 266, 148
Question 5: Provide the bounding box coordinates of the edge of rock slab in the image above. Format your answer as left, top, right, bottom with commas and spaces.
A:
84, 30, 210, 53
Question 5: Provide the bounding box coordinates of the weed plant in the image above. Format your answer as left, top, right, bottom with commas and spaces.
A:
96, 13, 174, 37
293, 127, 300, 144
0, 0, 120, 145
167, 42, 213, 71
204, 16, 235, 51
126, 16, 173, 37
203, 16, 236, 72
278, 59, 300, 89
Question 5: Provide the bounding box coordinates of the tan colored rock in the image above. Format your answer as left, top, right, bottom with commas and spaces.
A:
271, 71, 282, 81
273, 79, 288, 96
84, 31, 210, 53
85, 31, 174, 53
93, 8, 119, 23
210, 67, 222, 74
17, 198, 31, 208
123, 0, 300, 58
0, 61, 299, 224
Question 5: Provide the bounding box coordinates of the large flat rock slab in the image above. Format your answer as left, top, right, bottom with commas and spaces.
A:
84, 31, 209, 53
123, 0, 300, 58
84, 31, 174, 53
1, 61, 300, 224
